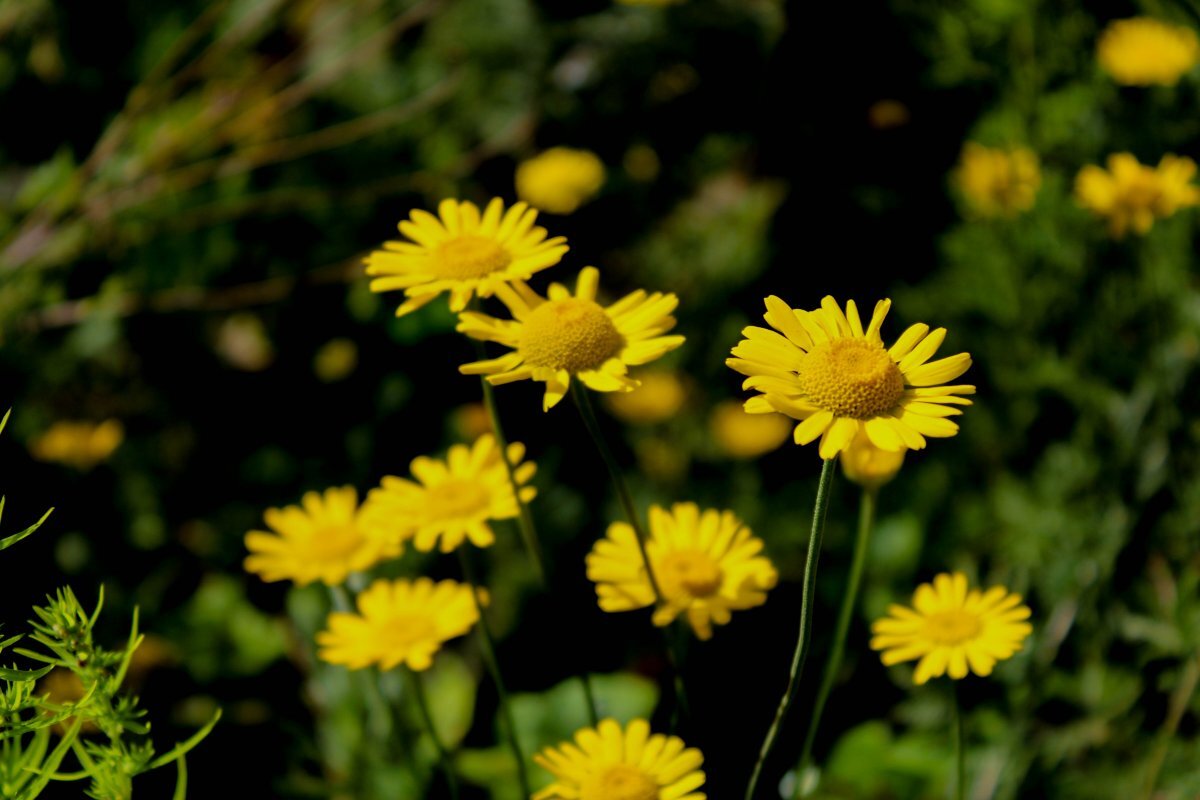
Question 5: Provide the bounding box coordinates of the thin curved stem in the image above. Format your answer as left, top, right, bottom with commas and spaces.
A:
406, 666, 461, 800
569, 382, 691, 722
329, 585, 392, 742
1139, 652, 1200, 800
795, 487, 876, 794
457, 547, 531, 798
471, 332, 599, 726
953, 682, 966, 800
744, 458, 837, 800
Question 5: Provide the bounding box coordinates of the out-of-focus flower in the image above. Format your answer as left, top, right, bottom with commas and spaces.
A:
458, 267, 685, 411
365, 198, 568, 317
364, 434, 535, 553
317, 578, 479, 671
533, 719, 705, 800
450, 403, 492, 440
30, 420, 123, 470
840, 429, 905, 490
727, 296, 975, 459
605, 370, 687, 424
709, 400, 792, 459
1075, 152, 1200, 237
38, 669, 96, 733
215, 313, 274, 371
313, 338, 358, 382
516, 147, 606, 215
587, 502, 777, 640
870, 572, 1032, 684
954, 143, 1041, 218
1097, 17, 1199, 86
624, 143, 661, 182
616, 0, 686, 7
244, 487, 394, 586
867, 99, 910, 130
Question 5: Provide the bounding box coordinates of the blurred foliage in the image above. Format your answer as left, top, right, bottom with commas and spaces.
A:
1, 0, 1199, 798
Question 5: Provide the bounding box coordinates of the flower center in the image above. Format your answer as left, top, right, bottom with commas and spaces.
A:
377, 613, 436, 651
923, 610, 982, 645
434, 236, 512, 279
796, 338, 905, 419
658, 550, 724, 598
580, 765, 659, 800
518, 298, 624, 373
426, 480, 492, 519
304, 525, 367, 561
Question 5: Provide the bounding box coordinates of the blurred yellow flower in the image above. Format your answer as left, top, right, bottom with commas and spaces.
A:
364, 434, 535, 553
244, 487, 394, 586
709, 400, 792, 459
727, 296, 975, 459
1075, 152, 1200, 237
317, 578, 478, 671
605, 369, 687, 424
450, 402, 492, 440
458, 267, 685, 411
516, 147, 606, 215
867, 99, 910, 130
954, 143, 1041, 217
840, 429, 905, 489
30, 420, 123, 470
1097, 17, 1199, 86
313, 338, 358, 382
365, 198, 568, 317
617, 0, 685, 6
533, 718, 705, 800
623, 143, 661, 182
870, 572, 1032, 685
587, 502, 777, 640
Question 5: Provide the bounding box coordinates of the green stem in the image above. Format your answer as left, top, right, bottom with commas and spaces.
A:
457, 547, 531, 798
953, 682, 966, 800
478, 370, 547, 584
407, 667, 461, 800
329, 586, 393, 742
569, 382, 690, 722
744, 458, 837, 800
795, 487, 876, 795
1139, 652, 1200, 800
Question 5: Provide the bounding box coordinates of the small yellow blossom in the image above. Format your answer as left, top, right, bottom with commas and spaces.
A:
709, 400, 792, 459
364, 434, 536, 553
1097, 17, 1199, 86
313, 338, 358, 382
623, 144, 661, 182
955, 143, 1041, 217
840, 429, 905, 489
516, 147, 606, 215
317, 578, 479, 671
30, 420, 123, 470
450, 403, 492, 440
244, 487, 394, 586
605, 370, 688, 424
617, 0, 685, 6
867, 99, 910, 130
365, 198, 568, 317
727, 296, 975, 459
1075, 152, 1200, 237
533, 718, 706, 800
587, 502, 777, 640
870, 572, 1032, 685
458, 267, 685, 411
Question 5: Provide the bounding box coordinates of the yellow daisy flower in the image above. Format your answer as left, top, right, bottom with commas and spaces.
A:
840, 429, 905, 490
316, 578, 479, 671
1097, 17, 1199, 87
458, 267, 686, 411
870, 572, 1032, 685
30, 420, 123, 470
365, 198, 569, 317
1075, 152, 1200, 238
586, 502, 777, 640
954, 143, 1041, 218
727, 296, 975, 460
532, 718, 705, 800
516, 147, 607, 215
244, 487, 394, 586
363, 434, 536, 553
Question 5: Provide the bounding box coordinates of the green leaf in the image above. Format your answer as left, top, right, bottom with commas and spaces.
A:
145, 708, 222, 771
